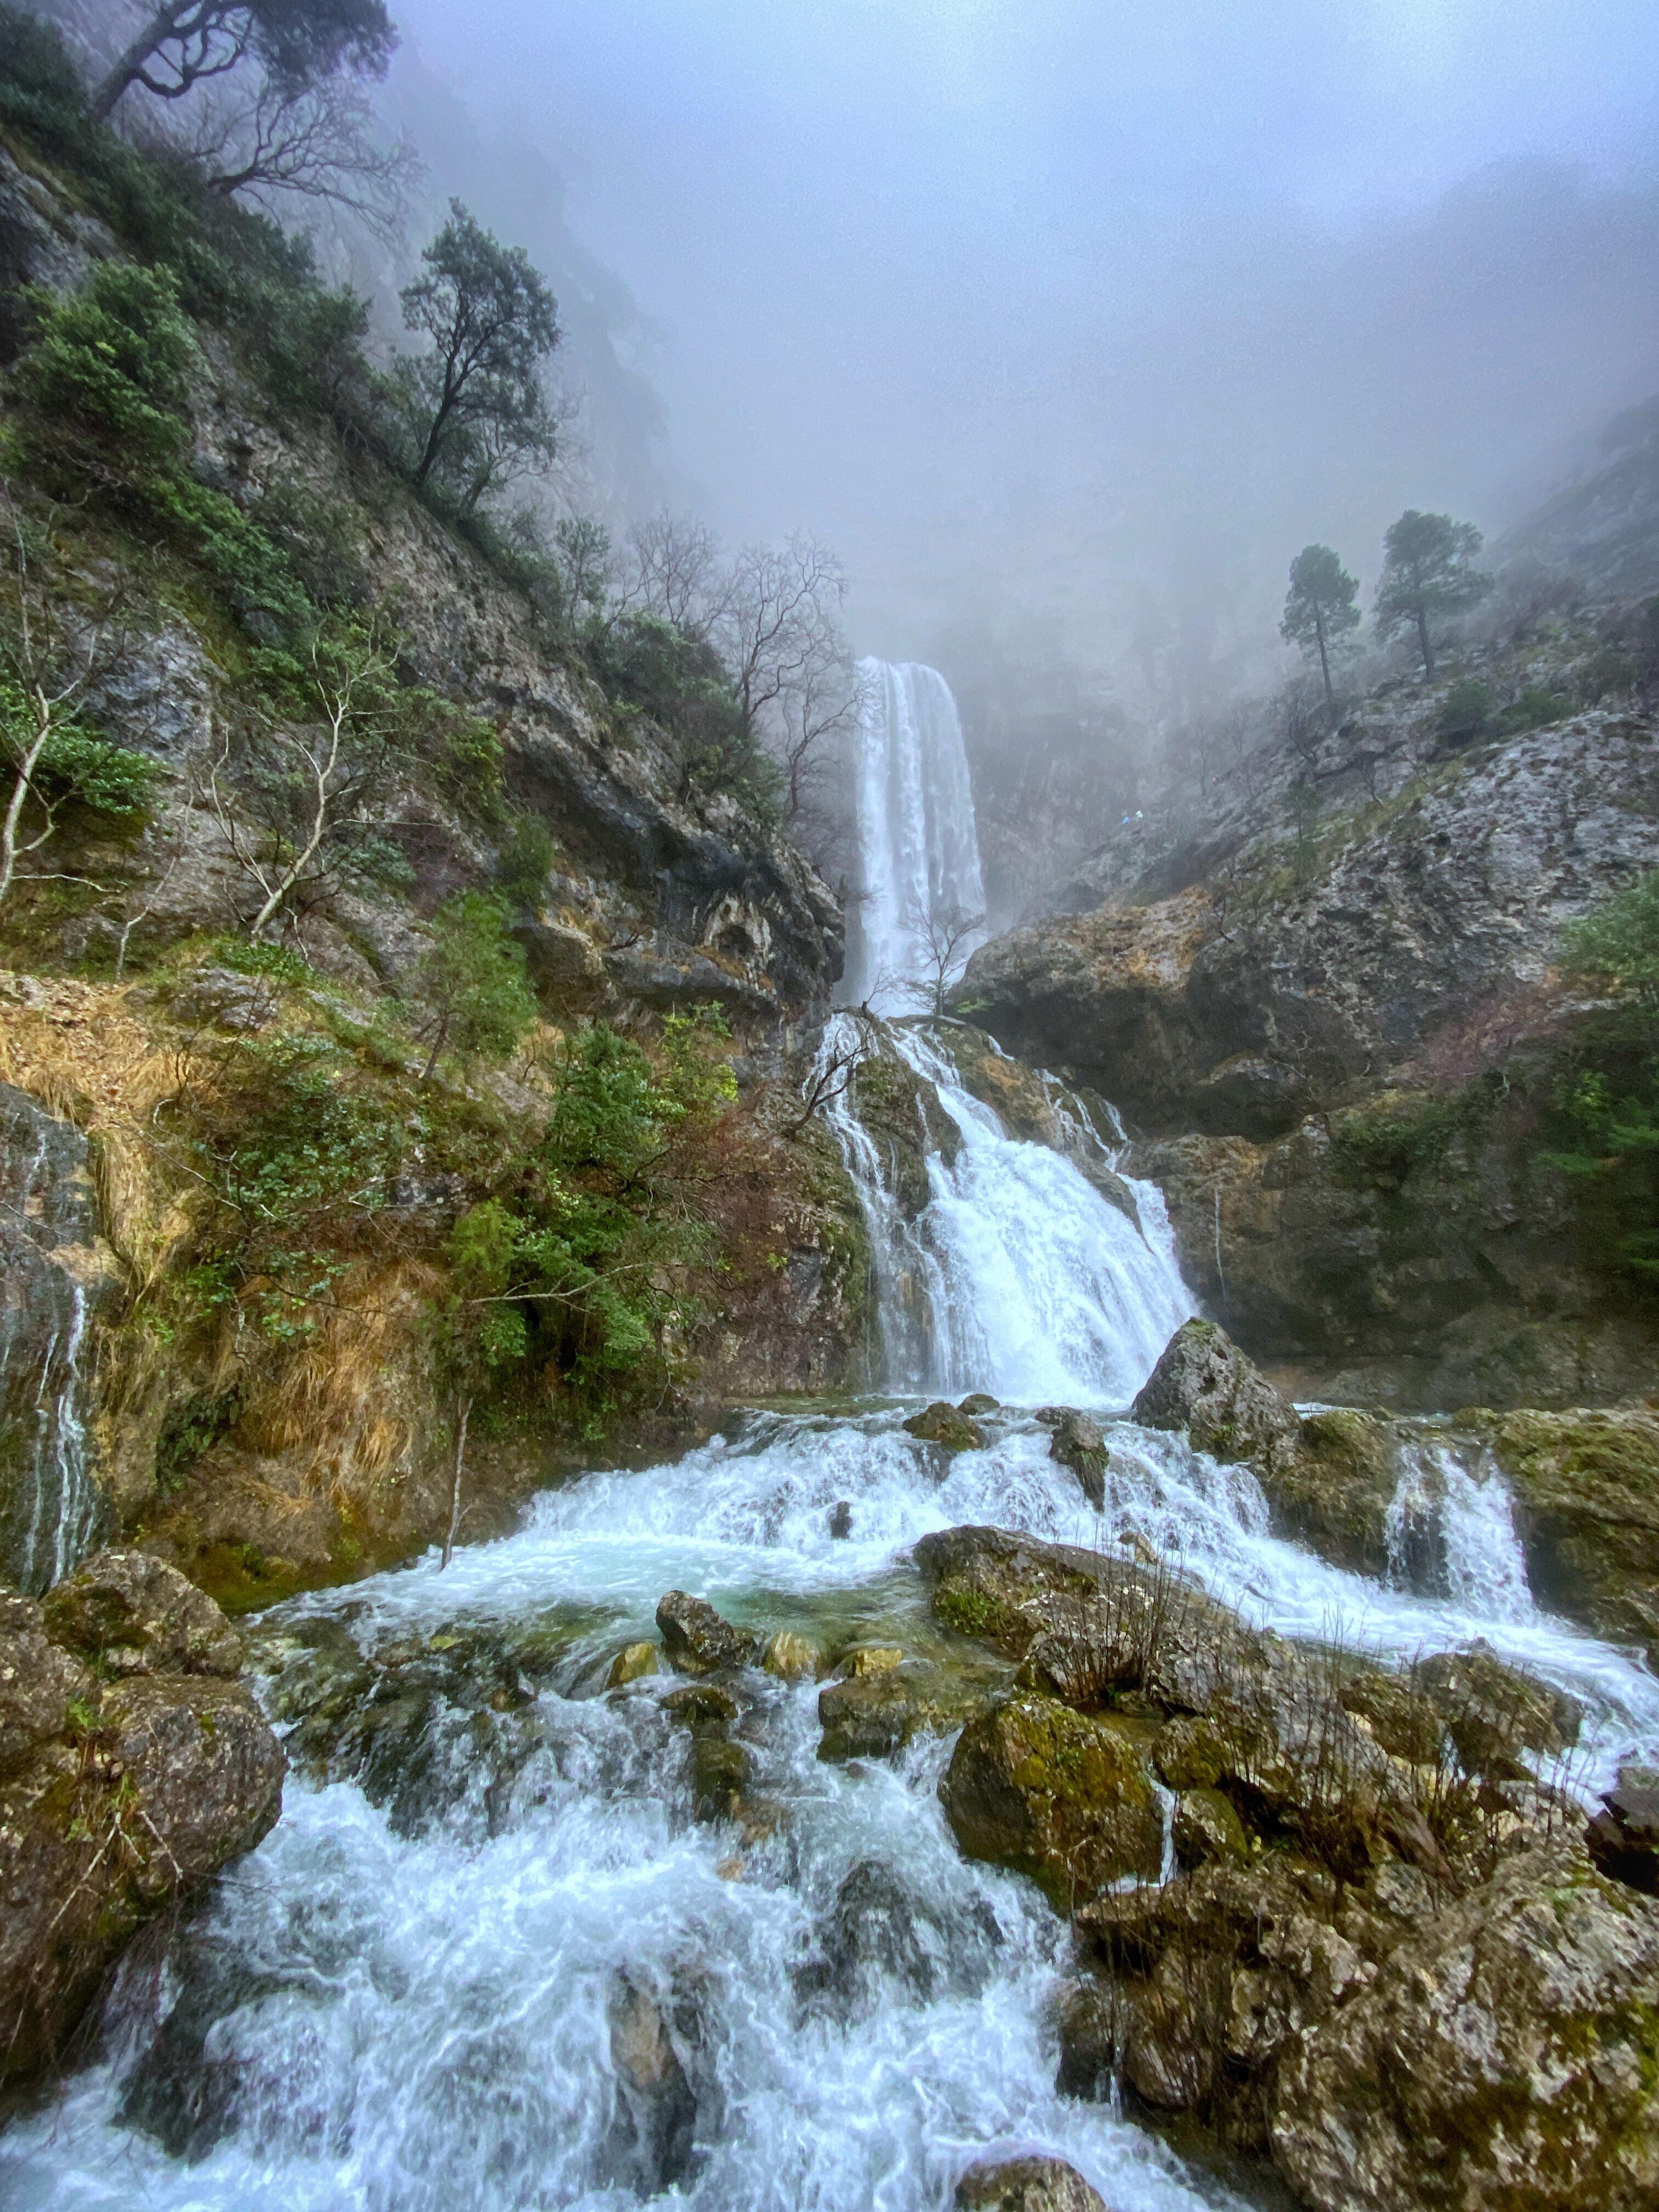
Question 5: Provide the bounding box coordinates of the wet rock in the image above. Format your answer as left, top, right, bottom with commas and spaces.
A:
1054, 1975, 1122, 2100
1412, 1640, 1582, 1779
759, 1629, 819, 1679
955, 2154, 1109, 2212
1587, 1764, 1659, 1894
1048, 1410, 1109, 1510
847, 1051, 961, 1220
1130, 1319, 1299, 1476
959, 1392, 1000, 1415
655, 1590, 759, 1674
42, 1548, 244, 1678
608, 1974, 697, 2192
817, 1657, 1002, 1763
837, 1643, 903, 1677
1271, 1843, 1659, 2212
1255, 1409, 1401, 1578
1171, 1787, 1250, 1870
1336, 1667, 1448, 1767
800, 1858, 940, 2015
688, 1735, 750, 1822
663, 1681, 740, 1733
940, 1692, 1164, 1909
0, 1669, 284, 2084
608, 1640, 659, 1688
918, 1523, 1133, 1654
827, 1500, 854, 1539
0, 1592, 93, 1775
903, 1401, 988, 1453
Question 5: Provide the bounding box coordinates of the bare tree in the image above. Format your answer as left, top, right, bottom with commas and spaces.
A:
904, 896, 986, 1019
180, 74, 415, 236
622, 511, 722, 635
780, 1021, 868, 1139
712, 534, 848, 738
93, 0, 395, 124
207, 614, 410, 939
0, 497, 140, 913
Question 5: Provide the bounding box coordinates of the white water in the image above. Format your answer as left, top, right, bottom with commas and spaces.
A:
1384, 1442, 1537, 1624
842, 661, 986, 1013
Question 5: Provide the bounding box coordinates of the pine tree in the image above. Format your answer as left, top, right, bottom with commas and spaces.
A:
1374, 510, 1491, 678
1280, 544, 1361, 718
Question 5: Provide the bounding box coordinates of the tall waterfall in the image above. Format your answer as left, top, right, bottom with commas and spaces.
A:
843, 660, 986, 1011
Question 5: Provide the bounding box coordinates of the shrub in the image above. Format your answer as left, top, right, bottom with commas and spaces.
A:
494, 811, 555, 909
1437, 679, 1492, 749
414, 893, 538, 1076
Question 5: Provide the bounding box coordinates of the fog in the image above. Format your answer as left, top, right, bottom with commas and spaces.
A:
370, 0, 1659, 684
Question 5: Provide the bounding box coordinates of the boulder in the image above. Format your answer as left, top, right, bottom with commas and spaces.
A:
1171, 1786, 1250, 1871
959, 1392, 1000, 1416
1587, 1764, 1659, 1894
607, 1640, 659, 1688
955, 2155, 1108, 2212
1271, 1843, 1659, 2212
654, 1590, 758, 1674
939, 1692, 1164, 1908
0, 1592, 93, 1774
1048, 1411, 1109, 1511
827, 1500, 854, 1539
607, 1974, 697, 2192
0, 1663, 284, 2084
687, 1735, 750, 1822
797, 1856, 1000, 2021
817, 1657, 1003, 1763
663, 1681, 740, 1731
42, 1548, 244, 1678
1412, 1641, 1582, 1779
904, 1401, 988, 1453
1131, 1319, 1299, 1475
759, 1629, 819, 1680
1255, 1409, 1401, 1577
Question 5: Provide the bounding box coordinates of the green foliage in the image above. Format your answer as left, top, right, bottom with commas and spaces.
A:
1498, 685, 1571, 735
415, 893, 538, 1071
396, 201, 561, 513
1331, 1087, 1491, 1191
94, 0, 396, 123
212, 934, 314, 985
1563, 872, 1659, 1011
1282, 543, 1360, 704
1374, 510, 1491, 674
1438, 679, 1493, 748
0, 680, 161, 819
494, 811, 556, 909
432, 711, 505, 823
184, 1030, 405, 1335
587, 611, 780, 816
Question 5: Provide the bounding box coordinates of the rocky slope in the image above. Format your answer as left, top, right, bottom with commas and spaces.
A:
960, 617, 1659, 1405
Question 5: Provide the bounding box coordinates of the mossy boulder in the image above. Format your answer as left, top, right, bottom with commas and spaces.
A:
904, 1401, 988, 1453
955, 2155, 1108, 2212
1257, 1408, 1401, 1577
847, 1049, 960, 1220
1048, 1410, 1109, 1511
939, 1691, 1164, 1909
1476, 1407, 1659, 1664
817, 1656, 1003, 1762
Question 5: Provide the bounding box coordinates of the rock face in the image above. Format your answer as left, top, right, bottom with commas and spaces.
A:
1271, 1844, 1659, 2212
0, 1083, 122, 1593
955, 2154, 1109, 2212
1131, 1319, 1299, 1474
0, 1560, 284, 2085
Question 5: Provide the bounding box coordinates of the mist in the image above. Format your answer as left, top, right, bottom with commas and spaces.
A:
370, 0, 1659, 689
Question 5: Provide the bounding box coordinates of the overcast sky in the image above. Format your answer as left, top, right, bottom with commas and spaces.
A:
386, 1, 1659, 675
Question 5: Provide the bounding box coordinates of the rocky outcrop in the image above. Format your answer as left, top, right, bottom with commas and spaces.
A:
1131, 1318, 1299, 1474
1588, 1765, 1659, 1894
846, 1048, 960, 1220
1047, 1411, 1109, 1510
1270, 1844, 1659, 2212
0, 1556, 283, 2085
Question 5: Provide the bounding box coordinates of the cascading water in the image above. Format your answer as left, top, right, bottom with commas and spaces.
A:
843, 661, 986, 1012
13, 657, 1659, 2212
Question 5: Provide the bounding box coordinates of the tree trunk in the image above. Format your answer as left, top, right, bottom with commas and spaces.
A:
1314, 604, 1335, 720
91, 4, 188, 120
1416, 605, 1435, 679
441, 1396, 471, 1570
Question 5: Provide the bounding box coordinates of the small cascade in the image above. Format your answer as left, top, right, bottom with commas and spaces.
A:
0, 1083, 109, 1593
843, 660, 987, 1012
1384, 1440, 1535, 1622
821, 1015, 1193, 1407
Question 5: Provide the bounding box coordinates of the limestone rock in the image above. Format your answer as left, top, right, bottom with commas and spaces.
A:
687, 1735, 750, 1822
817, 1657, 1002, 1763
955, 2154, 1108, 2212
0, 1593, 93, 1776
759, 1629, 819, 1679
1048, 1410, 1109, 1510
663, 1681, 739, 1731
1587, 1764, 1659, 1894
1257, 1409, 1401, 1577
1483, 1407, 1659, 1663
1171, 1786, 1250, 1870
904, 1401, 988, 1453
837, 1643, 902, 1677
654, 1590, 758, 1674
939, 1692, 1163, 1908
42, 1547, 244, 1679
1271, 1843, 1659, 2212
1130, 1319, 1299, 1475
607, 1974, 697, 2192
959, 1392, 1000, 1415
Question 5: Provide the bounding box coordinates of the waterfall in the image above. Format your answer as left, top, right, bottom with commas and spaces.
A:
1385, 1440, 1536, 1623
842, 661, 987, 1012
822, 1016, 1193, 1405
0, 1084, 108, 1593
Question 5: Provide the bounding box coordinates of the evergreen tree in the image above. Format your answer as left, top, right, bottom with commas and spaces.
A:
398, 203, 561, 512
1280, 544, 1360, 718
416, 891, 538, 1079
1374, 510, 1490, 677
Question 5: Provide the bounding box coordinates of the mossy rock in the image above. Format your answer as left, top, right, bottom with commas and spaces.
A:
848, 1051, 960, 1220
1480, 1408, 1659, 1664
939, 1691, 1164, 1909
1257, 1409, 1401, 1578
904, 1401, 988, 1453
817, 1656, 1002, 1762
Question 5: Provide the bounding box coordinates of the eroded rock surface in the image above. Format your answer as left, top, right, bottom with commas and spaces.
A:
955, 2154, 1109, 2212
1130, 1319, 1299, 1475
655, 1590, 759, 1674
